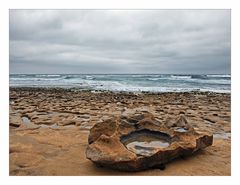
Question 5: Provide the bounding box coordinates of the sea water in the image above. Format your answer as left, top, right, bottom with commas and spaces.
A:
9, 74, 231, 93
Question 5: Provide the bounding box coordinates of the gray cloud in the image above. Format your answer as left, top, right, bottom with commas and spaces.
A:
9, 10, 231, 74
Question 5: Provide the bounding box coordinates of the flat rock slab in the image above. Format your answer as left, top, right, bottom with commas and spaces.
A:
86, 112, 213, 171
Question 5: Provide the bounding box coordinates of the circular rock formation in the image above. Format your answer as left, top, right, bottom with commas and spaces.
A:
86, 112, 213, 171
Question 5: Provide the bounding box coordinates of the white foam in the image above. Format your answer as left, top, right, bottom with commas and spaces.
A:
9, 74, 231, 93
206, 74, 231, 78
171, 75, 192, 79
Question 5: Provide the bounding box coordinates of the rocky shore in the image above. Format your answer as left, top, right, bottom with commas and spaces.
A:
9, 87, 231, 175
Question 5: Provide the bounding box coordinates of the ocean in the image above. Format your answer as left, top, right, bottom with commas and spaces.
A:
9, 74, 231, 93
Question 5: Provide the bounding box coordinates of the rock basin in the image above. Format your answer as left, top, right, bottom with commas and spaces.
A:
86, 112, 213, 171
121, 129, 171, 157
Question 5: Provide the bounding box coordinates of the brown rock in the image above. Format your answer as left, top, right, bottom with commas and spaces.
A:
86, 112, 213, 171
204, 115, 220, 123
9, 114, 22, 127
88, 117, 118, 144
58, 120, 76, 126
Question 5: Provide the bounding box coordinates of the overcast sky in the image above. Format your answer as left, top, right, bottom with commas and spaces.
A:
9, 10, 230, 74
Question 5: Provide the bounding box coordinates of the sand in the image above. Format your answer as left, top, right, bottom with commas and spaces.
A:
9, 87, 231, 176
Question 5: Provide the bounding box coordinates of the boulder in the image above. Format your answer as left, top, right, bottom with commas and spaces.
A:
86, 112, 213, 171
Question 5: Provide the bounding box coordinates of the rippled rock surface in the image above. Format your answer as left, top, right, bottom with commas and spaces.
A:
86, 113, 213, 171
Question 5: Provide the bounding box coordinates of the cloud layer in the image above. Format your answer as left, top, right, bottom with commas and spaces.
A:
10, 10, 231, 74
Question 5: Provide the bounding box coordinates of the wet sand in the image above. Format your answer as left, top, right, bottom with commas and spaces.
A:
9, 87, 231, 176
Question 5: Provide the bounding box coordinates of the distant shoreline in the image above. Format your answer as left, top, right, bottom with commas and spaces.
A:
9, 86, 231, 94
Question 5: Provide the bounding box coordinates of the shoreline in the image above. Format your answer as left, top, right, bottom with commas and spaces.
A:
9, 86, 231, 94
9, 87, 231, 175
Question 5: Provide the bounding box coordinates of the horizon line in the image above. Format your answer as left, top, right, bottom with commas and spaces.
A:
9, 73, 231, 75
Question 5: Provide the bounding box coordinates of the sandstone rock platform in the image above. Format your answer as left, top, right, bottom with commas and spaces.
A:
9, 88, 230, 175
86, 113, 213, 171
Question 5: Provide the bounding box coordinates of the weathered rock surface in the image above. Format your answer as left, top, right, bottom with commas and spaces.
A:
9, 88, 230, 175
86, 113, 213, 171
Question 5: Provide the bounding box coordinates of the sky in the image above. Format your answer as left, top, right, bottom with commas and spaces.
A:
9, 10, 231, 74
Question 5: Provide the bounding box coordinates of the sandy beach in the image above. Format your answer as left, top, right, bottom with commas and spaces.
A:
9, 87, 231, 176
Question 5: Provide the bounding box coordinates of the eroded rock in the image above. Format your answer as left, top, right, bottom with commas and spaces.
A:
86, 112, 213, 171
9, 114, 22, 127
